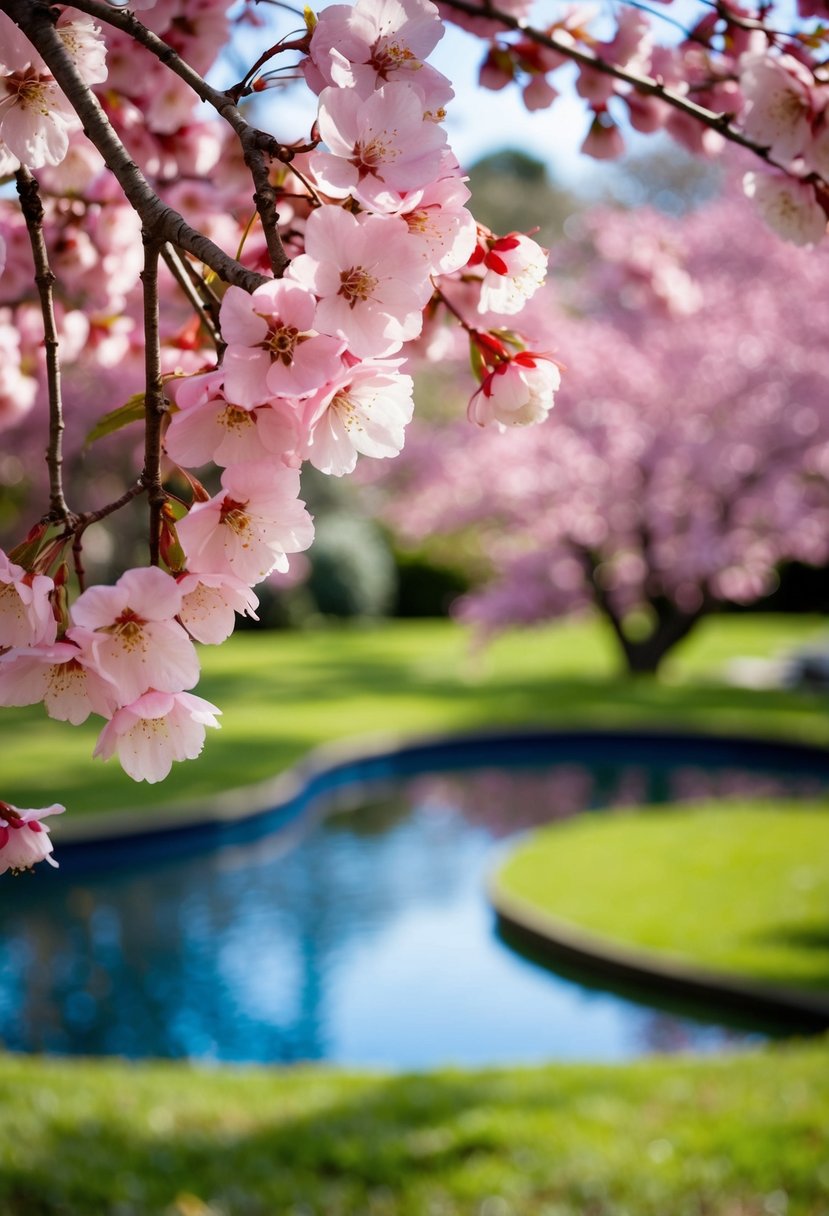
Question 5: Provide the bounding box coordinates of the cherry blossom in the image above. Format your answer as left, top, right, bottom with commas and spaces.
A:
288, 207, 433, 358
378, 189, 829, 672
165, 370, 301, 468
303, 359, 415, 474
0, 550, 56, 650
311, 80, 449, 210
93, 689, 221, 783
0, 801, 64, 875
176, 461, 315, 584
67, 566, 199, 706
220, 280, 345, 406
0, 10, 107, 170
743, 171, 827, 246
177, 572, 260, 644
739, 54, 814, 164
8, 0, 829, 852
468, 351, 561, 429
308, 0, 452, 112
0, 640, 118, 724
0, 69, 79, 169
396, 174, 478, 274
469, 231, 548, 314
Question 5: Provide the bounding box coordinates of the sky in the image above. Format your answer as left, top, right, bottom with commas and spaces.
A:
214, 3, 603, 186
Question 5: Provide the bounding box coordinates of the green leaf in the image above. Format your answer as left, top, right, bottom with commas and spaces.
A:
84, 393, 146, 448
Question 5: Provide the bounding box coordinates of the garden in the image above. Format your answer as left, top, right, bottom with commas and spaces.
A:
1, 0, 829, 1212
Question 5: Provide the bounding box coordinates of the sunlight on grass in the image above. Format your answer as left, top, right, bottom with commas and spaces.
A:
3, 615, 828, 816
496, 801, 829, 990
0, 1044, 827, 1215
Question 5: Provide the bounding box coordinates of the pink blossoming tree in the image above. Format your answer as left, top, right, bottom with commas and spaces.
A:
2, 0, 829, 870
377, 190, 829, 673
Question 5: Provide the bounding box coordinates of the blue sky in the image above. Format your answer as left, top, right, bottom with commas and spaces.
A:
216, 4, 597, 184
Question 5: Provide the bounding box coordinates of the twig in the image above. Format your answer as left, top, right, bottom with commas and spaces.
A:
0, 0, 270, 292
161, 243, 225, 356
70, 481, 146, 592
14, 167, 72, 527
139, 237, 167, 566
440, 0, 799, 175
61, 0, 299, 277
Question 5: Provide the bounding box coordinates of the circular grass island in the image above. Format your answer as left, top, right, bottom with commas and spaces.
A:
491, 800, 829, 1025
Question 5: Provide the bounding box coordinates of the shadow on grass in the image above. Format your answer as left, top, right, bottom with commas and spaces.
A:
3, 1058, 828, 1215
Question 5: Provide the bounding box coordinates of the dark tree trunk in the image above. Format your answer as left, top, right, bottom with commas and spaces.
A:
616, 599, 706, 675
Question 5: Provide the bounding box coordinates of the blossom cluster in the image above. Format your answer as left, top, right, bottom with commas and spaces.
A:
375, 189, 829, 664
456, 0, 829, 245
0, 0, 554, 874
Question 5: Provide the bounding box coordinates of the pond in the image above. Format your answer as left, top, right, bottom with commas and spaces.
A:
1, 731, 827, 1067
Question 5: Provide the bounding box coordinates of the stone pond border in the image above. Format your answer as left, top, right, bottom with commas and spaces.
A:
54, 725, 829, 1029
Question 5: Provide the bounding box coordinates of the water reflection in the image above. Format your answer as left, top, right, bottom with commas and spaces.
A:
0, 755, 824, 1066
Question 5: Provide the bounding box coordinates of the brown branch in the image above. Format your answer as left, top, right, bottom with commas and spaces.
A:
62, 0, 298, 277
70, 481, 146, 592
161, 243, 224, 356
0, 0, 269, 292
140, 237, 167, 567
14, 167, 72, 527
230, 35, 311, 100
440, 0, 801, 176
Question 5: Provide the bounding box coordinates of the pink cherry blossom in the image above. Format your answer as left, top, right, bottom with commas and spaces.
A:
56, 11, 109, 86
0, 10, 106, 170
311, 81, 448, 211
470, 232, 549, 315
396, 174, 478, 274
165, 369, 301, 468
743, 170, 827, 246
67, 566, 199, 706
0, 315, 37, 431
739, 54, 814, 164
93, 689, 221, 783
309, 0, 452, 112
468, 352, 561, 429
177, 572, 259, 644
0, 550, 56, 649
581, 110, 626, 160
220, 281, 345, 406
0, 801, 64, 875
288, 207, 432, 358
0, 70, 79, 169
523, 75, 559, 111
0, 640, 118, 724
303, 359, 415, 475
176, 461, 315, 584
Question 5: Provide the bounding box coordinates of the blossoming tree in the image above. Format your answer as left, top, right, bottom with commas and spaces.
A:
377, 191, 829, 673
2, 0, 829, 871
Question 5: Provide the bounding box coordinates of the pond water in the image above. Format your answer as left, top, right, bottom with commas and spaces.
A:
2, 733, 827, 1067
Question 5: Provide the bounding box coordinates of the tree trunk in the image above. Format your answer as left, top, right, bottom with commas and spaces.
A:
617, 600, 706, 675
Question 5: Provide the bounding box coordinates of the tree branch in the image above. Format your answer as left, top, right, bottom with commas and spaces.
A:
161, 243, 224, 356
140, 237, 167, 567
15, 167, 72, 527
440, 0, 798, 176
61, 0, 298, 277
0, 0, 270, 292
70, 481, 146, 592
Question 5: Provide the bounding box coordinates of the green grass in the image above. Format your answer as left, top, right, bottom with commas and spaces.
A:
3, 614, 828, 818
2, 615, 829, 1213
496, 801, 829, 991
0, 1044, 827, 1215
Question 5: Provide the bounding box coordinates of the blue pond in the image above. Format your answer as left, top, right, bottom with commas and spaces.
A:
2, 731, 827, 1067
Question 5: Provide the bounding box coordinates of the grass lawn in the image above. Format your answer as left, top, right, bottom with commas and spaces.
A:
495, 801, 829, 992
1, 615, 828, 1213
2, 613, 828, 818
1, 1043, 828, 1216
